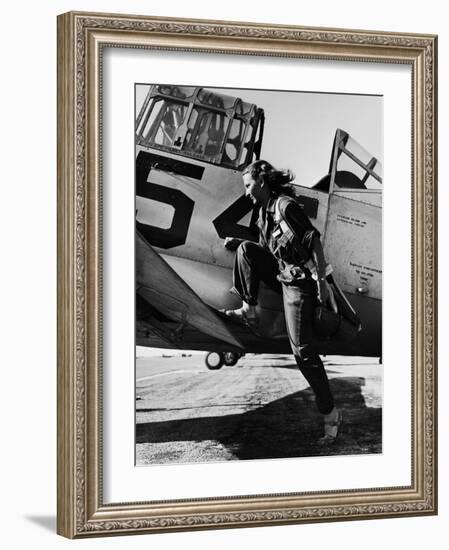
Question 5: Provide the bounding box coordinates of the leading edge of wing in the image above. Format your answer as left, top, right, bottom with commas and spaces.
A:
136, 231, 243, 350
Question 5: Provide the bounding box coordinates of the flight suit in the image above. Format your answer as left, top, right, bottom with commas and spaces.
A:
230, 194, 334, 415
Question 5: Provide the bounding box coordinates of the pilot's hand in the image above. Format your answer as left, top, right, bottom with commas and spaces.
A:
317, 279, 330, 304
224, 237, 242, 251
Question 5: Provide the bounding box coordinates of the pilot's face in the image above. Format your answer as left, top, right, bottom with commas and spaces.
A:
243, 173, 264, 205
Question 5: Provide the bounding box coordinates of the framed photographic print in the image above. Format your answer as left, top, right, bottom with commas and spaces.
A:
57, 11, 437, 538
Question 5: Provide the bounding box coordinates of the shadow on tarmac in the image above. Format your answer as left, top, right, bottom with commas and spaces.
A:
136, 376, 381, 462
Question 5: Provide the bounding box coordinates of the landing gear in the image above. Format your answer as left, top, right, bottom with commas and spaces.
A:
223, 352, 241, 366
205, 351, 224, 370
204, 351, 243, 369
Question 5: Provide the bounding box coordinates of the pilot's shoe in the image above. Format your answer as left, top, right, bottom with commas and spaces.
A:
220, 306, 258, 329
317, 407, 342, 446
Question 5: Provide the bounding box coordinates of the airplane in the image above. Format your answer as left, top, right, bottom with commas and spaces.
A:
135, 84, 382, 369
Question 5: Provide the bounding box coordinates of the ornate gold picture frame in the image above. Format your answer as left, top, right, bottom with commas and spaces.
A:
57, 11, 437, 538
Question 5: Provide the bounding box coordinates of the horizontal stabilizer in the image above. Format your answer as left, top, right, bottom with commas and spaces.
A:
136, 231, 243, 349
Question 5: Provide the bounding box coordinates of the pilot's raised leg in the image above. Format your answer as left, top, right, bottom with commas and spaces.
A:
223, 240, 281, 326
282, 282, 342, 444
231, 240, 281, 303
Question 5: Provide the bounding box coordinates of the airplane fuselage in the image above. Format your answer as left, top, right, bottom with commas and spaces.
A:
136, 145, 382, 357
135, 85, 382, 357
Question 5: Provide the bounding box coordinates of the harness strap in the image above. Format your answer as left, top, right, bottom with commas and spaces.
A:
273, 196, 333, 280
273, 197, 311, 267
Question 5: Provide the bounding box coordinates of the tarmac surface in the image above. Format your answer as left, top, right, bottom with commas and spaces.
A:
136, 353, 382, 465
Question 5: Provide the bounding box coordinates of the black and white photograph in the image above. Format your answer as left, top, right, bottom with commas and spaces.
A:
134, 84, 383, 466
2, 0, 444, 544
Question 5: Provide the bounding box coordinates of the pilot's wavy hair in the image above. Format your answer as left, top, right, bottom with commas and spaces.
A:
243, 160, 296, 197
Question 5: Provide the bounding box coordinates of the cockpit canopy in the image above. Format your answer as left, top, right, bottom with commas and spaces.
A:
313, 129, 383, 193
136, 85, 264, 169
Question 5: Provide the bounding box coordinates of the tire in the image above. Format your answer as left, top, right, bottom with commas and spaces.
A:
205, 352, 224, 370
223, 352, 240, 366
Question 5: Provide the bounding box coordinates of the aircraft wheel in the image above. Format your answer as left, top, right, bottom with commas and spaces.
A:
223, 352, 240, 366
205, 352, 224, 370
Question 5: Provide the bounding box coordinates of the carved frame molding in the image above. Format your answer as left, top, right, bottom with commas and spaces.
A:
57, 12, 437, 538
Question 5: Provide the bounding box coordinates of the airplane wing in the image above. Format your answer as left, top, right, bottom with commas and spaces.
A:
136, 231, 244, 351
